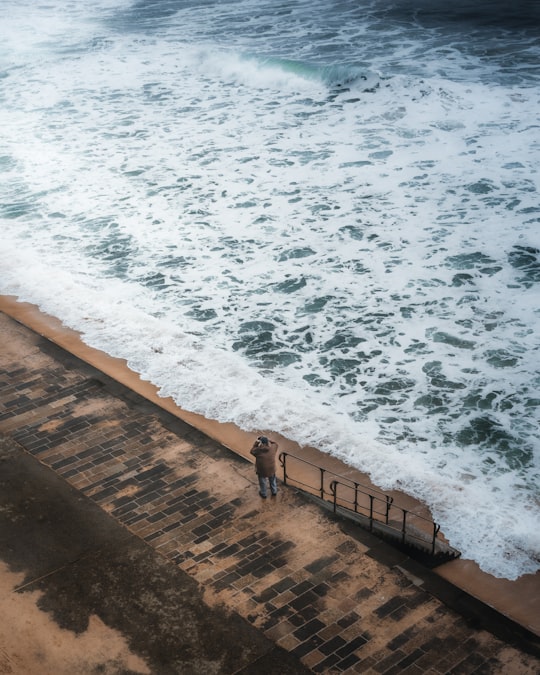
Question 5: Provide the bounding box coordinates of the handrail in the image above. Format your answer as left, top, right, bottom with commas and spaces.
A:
278, 450, 390, 499
330, 479, 440, 555
279, 451, 456, 560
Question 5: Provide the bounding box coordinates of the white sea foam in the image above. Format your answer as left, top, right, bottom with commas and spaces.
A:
1, 0, 539, 579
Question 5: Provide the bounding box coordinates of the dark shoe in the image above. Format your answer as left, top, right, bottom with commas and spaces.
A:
271, 491, 277, 496
259, 492, 267, 498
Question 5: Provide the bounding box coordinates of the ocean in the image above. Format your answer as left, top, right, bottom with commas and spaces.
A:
1, 0, 539, 580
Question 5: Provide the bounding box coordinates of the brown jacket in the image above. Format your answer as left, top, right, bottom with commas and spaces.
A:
250, 440, 278, 478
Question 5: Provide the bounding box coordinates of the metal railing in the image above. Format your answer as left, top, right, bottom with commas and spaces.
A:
279, 451, 459, 561
330, 478, 441, 555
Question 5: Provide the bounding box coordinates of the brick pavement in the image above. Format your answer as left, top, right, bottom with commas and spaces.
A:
1, 313, 539, 674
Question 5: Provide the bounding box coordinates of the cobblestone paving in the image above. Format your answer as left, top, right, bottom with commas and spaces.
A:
1, 318, 539, 674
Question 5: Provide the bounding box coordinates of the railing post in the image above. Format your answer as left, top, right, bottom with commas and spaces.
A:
330, 480, 337, 513
320, 467, 325, 499
353, 482, 359, 514
401, 510, 407, 544
385, 495, 393, 524
279, 452, 288, 486
432, 523, 440, 556
369, 495, 374, 532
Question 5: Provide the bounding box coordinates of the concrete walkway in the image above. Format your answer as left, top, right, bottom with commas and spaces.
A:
0, 312, 539, 674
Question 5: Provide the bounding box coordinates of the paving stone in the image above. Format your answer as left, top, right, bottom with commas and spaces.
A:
319, 634, 348, 656
312, 651, 342, 672
335, 634, 370, 658
291, 635, 325, 659
400, 665, 425, 675
311, 582, 330, 597
337, 611, 361, 629
292, 619, 326, 641
304, 555, 339, 574
375, 595, 408, 619
0, 319, 539, 675
336, 651, 362, 671
290, 590, 320, 612
302, 649, 326, 669
277, 633, 302, 652
354, 654, 378, 671
290, 580, 314, 596
293, 605, 320, 624
318, 622, 344, 642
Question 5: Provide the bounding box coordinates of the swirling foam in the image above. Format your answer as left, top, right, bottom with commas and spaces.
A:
1, 0, 539, 579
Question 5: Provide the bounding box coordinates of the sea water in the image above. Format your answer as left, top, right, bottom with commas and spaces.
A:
1, 0, 539, 580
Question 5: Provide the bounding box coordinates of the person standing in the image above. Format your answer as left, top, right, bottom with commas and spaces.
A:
250, 436, 279, 498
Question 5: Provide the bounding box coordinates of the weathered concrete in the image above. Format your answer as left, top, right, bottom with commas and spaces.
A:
0, 312, 539, 674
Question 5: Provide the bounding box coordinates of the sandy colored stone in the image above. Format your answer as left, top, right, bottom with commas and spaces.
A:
0, 564, 150, 675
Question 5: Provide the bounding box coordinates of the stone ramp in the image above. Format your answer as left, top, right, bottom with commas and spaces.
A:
0, 314, 539, 674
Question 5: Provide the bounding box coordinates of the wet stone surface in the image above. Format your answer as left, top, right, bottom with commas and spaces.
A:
0, 436, 307, 674
0, 314, 539, 674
